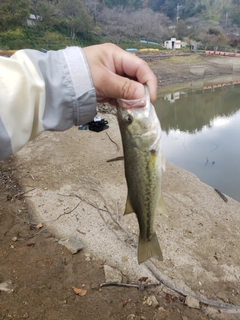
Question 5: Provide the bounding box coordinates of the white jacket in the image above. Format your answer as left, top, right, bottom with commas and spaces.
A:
0, 47, 96, 160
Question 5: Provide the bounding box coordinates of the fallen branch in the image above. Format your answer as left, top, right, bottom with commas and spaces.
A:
55, 201, 82, 221
214, 188, 228, 202
12, 188, 35, 199
100, 281, 159, 290
105, 132, 120, 151
145, 261, 240, 312
106, 156, 124, 163
74, 193, 125, 245
58, 181, 240, 313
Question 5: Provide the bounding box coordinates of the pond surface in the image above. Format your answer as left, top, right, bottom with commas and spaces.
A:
155, 80, 240, 202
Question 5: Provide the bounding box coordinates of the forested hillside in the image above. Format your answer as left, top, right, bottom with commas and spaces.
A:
1, 0, 240, 50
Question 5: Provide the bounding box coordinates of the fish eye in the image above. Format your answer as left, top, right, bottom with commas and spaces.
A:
125, 115, 133, 123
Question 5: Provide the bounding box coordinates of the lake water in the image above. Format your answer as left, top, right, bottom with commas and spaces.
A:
155, 79, 240, 202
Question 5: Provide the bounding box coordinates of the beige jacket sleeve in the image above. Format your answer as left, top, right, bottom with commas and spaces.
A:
0, 47, 96, 160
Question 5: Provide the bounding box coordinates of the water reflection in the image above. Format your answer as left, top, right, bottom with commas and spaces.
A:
155, 83, 240, 202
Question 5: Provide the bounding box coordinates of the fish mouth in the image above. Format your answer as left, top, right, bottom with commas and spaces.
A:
117, 98, 146, 109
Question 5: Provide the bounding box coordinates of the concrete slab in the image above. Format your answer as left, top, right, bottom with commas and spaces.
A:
15, 113, 240, 316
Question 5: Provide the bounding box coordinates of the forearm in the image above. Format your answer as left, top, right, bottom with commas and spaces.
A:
0, 47, 96, 160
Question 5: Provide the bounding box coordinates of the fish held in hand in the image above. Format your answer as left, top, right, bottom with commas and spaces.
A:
117, 85, 166, 264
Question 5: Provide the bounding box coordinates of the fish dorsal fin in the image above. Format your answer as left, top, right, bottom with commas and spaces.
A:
124, 195, 134, 215
161, 152, 166, 171
157, 195, 168, 217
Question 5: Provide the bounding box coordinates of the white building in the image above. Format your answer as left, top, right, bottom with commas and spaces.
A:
164, 38, 181, 49
27, 14, 42, 26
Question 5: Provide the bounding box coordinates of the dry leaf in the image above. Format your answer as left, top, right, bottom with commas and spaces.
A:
27, 243, 35, 247
72, 286, 87, 296
36, 223, 43, 229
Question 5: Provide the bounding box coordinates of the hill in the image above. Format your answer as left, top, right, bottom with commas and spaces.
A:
1, 0, 240, 50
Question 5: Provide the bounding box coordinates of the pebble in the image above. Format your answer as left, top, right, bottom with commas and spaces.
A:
90, 282, 99, 290
0, 280, 14, 292
143, 296, 152, 306
126, 314, 136, 320
158, 306, 167, 313
155, 306, 167, 319
12, 236, 18, 242
150, 294, 159, 308
185, 296, 200, 309
58, 236, 84, 254
122, 275, 128, 284
122, 267, 128, 276
103, 265, 122, 283
143, 295, 159, 308
121, 255, 128, 262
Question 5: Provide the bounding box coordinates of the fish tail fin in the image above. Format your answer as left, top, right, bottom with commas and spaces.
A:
138, 233, 163, 264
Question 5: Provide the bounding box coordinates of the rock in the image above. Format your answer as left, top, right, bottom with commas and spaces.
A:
58, 236, 84, 254
126, 314, 136, 320
103, 265, 122, 283
0, 280, 14, 292
84, 253, 91, 262
185, 296, 200, 309
121, 255, 128, 262
158, 306, 166, 312
155, 306, 168, 320
122, 275, 128, 284
182, 316, 189, 320
90, 282, 99, 290
150, 294, 159, 308
144, 296, 153, 306
143, 295, 159, 308
122, 267, 128, 276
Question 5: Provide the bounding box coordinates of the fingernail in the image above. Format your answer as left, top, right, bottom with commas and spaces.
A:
133, 84, 145, 100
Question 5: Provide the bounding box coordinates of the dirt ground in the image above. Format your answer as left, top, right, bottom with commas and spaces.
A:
1, 51, 240, 320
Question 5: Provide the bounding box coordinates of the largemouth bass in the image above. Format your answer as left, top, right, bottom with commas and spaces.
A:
117, 85, 166, 264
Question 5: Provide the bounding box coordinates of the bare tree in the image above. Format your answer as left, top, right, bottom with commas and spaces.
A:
58, 0, 93, 40
96, 6, 134, 44
96, 6, 170, 45
176, 20, 189, 39
199, 31, 228, 47
130, 8, 170, 42
84, 0, 104, 26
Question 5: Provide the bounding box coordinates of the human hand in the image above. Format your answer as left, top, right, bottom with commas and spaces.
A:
83, 43, 157, 106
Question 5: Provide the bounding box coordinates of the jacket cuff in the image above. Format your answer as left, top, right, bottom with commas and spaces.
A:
63, 47, 97, 125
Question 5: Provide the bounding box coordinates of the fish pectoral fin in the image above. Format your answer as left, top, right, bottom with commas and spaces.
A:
124, 195, 134, 215
161, 152, 166, 171
157, 195, 168, 217
138, 233, 163, 264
